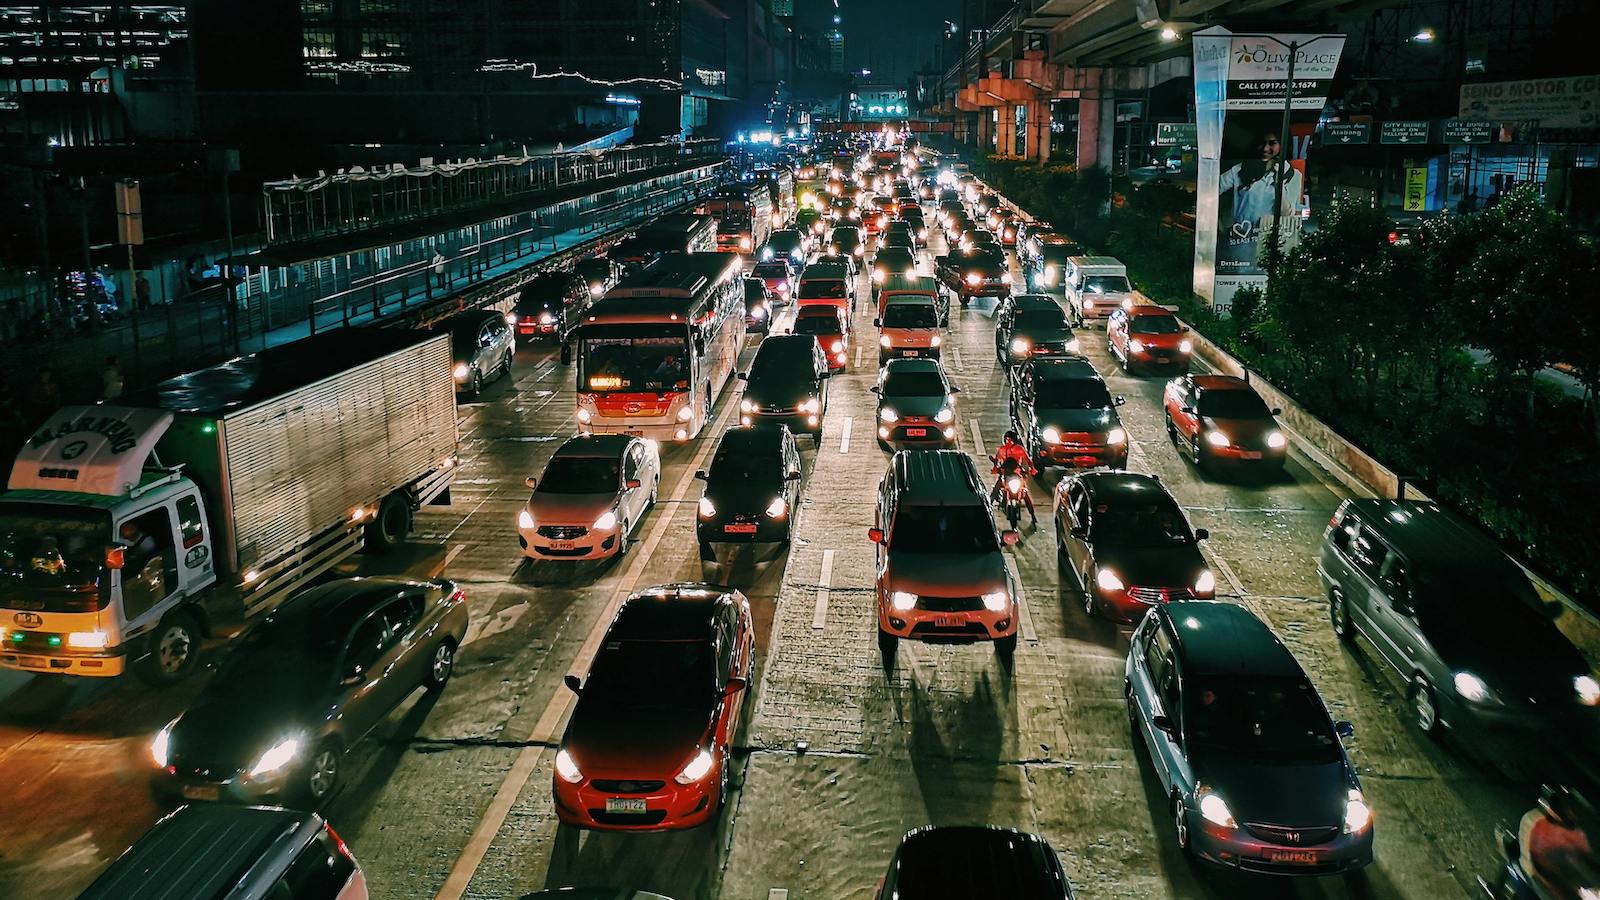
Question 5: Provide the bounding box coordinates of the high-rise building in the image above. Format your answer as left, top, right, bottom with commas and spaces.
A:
827, 28, 845, 73
771, 0, 793, 16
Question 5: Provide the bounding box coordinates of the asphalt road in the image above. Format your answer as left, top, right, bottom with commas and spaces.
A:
0, 219, 1580, 900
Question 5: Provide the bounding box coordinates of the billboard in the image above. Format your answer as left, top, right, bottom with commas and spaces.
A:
1458, 75, 1600, 131
1193, 27, 1346, 316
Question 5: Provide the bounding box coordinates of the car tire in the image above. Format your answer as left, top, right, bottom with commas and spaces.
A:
364, 493, 411, 553
1410, 675, 1443, 736
499, 352, 513, 381
136, 610, 203, 685
1165, 415, 1179, 445
303, 741, 342, 805
877, 629, 898, 660
469, 369, 483, 397
616, 522, 631, 556
424, 639, 457, 691
1330, 590, 1355, 644
994, 633, 1017, 657
1082, 567, 1098, 619
699, 541, 715, 562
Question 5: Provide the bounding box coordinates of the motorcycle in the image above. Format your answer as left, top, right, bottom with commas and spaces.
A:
990, 456, 1028, 531
1479, 784, 1598, 900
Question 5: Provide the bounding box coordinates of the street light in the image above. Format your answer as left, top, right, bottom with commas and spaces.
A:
1411, 27, 1435, 43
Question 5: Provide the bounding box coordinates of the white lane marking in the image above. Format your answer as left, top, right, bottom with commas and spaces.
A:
769, 891, 790, 900
854, 345, 862, 369
462, 601, 528, 647
428, 543, 467, 579
968, 418, 985, 457
1004, 553, 1038, 643
949, 346, 964, 372
812, 549, 835, 631
435, 395, 737, 900
839, 416, 853, 454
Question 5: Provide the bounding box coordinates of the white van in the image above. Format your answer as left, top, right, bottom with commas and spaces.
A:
1064, 256, 1136, 321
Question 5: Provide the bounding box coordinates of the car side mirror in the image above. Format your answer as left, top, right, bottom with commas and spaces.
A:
867, 527, 885, 544
694, 469, 708, 481
524, 476, 537, 490
341, 672, 364, 686
1001, 530, 1020, 546
104, 544, 126, 570
1181, 325, 1190, 333
1070, 526, 1088, 540
1335, 720, 1355, 739
1193, 528, 1209, 541
1151, 714, 1176, 737
868, 385, 880, 394
873, 318, 882, 327
625, 479, 642, 490
1181, 405, 1196, 415
563, 674, 583, 694
1271, 407, 1282, 416
1496, 824, 1521, 863
949, 386, 961, 394
1114, 396, 1126, 406
724, 676, 748, 696
737, 371, 748, 381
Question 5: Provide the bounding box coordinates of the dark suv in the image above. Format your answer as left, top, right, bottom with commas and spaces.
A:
738, 334, 831, 444
1010, 356, 1127, 469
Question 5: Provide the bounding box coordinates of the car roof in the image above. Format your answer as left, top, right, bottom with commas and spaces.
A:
448, 310, 502, 335
1339, 499, 1532, 581
1126, 304, 1177, 318
553, 433, 635, 458
1013, 294, 1063, 311
881, 274, 939, 293
610, 584, 733, 640
1077, 471, 1174, 505
79, 805, 320, 900
716, 425, 786, 456
1068, 256, 1124, 268
891, 826, 1070, 900
1161, 601, 1304, 679
1190, 374, 1250, 392
887, 450, 983, 505
266, 577, 428, 644
1028, 356, 1101, 380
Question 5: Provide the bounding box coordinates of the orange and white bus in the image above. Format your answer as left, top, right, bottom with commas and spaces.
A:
574, 253, 745, 442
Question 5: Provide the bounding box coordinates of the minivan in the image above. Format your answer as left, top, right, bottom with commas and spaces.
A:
1318, 499, 1599, 740
79, 805, 367, 900
869, 450, 1020, 659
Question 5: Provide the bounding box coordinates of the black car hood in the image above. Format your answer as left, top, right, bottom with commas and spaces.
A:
1038, 407, 1116, 433
882, 394, 947, 418
1095, 544, 1207, 588
563, 698, 714, 775
745, 375, 815, 407
1015, 325, 1072, 343
172, 693, 309, 770
706, 474, 784, 515
1194, 755, 1349, 829
1423, 602, 1590, 699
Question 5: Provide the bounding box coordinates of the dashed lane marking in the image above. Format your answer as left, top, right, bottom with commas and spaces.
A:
854, 344, 862, 369
769, 891, 789, 900
1004, 552, 1039, 643
812, 549, 835, 631
839, 416, 853, 454
949, 346, 964, 372
968, 418, 985, 457
428, 543, 467, 579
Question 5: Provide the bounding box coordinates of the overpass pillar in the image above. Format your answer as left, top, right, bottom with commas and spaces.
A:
978, 107, 994, 152
998, 104, 1017, 157
1029, 99, 1051, 164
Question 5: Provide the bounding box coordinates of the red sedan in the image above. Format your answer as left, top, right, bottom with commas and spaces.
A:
552, 584, 753, 831
1107, 304, 1192, 375
1164, 374, 1287, 471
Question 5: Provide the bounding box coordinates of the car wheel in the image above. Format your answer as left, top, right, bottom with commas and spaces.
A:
699, 541, 714, 562
1165, 415, 1179, 445
500, 352, 513, 381
616, 521, 631, 556
1173, 795, 1192, 854
877, 629, 898, 659
1410, 675, 1442, 736
469, 369, 483, 396
1329, 590, 1355, 644
994, 633, 1017, 657
1082, 568, 1098, 618
136, 611, 203, 685
425, 639, 456, 691
304, 741, 341, 804
648, 479, 659, 509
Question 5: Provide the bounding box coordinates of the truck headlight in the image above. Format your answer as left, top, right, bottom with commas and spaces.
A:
890, 591, 917, 611
67, 631, 107, 649
982, 590, 1009, 612
249, 737, 302, 778
677, 405, 694, 422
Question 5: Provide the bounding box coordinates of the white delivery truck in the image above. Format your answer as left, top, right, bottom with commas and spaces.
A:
0, 329, 458, 684
1063, 256, 1139, 321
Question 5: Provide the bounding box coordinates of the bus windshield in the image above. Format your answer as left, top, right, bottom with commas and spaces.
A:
579, 326, 693, 393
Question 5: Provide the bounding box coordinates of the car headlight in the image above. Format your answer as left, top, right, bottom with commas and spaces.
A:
1195, 569, 1216, 594
67, 630, 107, 649
761, 246, 774, 260
918, 229, 929, 240
890, 590, 918, 611
982, 590, 1009, 612
879, 407, 899, 423
927, 406, 952, 425
1454, 671, 1491, 702
1128, 339, 1145, 353
555, 748, 584, 784
792, 248, 805, 261
1096, 567, 1125, 592
739, 236, 753, 250
518, 508, 535, 530
880, 334, 892, 348
453, 362, 471, 381
799, 397, 821, 414
873, 269, 886, 283
539, 311, 555, 325
151, 718, 176, 768
249, 737, 302, 778
1043, 265, 1057, 284
1577, 675, 1600, 707
593, 509, 618, 531
677, 405, 694, 422
1010, 337, 1030, 355
1179, 339, 1193, 354
930, 334, 942, 347
1006, 476, 1022, 493
1343, 789, 1372, 833
589, 284, 604, 298
1266, 431, 1286, 449
965, 272, 981, 286
1082, 298, 1095, 309
1107, 426, 1127, 445
741, 398, 755, 413
1041, 426, 1061, 445
674, 748, 715, 785
1205, 430, 1231, 448
830, 340, 844, 354
576, 407, 591, 423
1197, 787, 1236, 828
1000, 271, 1012, 284
506, 311, 520, 324
698, 497, 715, 518
765, 497, 788, 518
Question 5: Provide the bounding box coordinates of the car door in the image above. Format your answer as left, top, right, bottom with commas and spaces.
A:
1063, 481, 1092, 582
1372, 554, 1425, 673
1349, 528, 1407, 673
1107, 309, 1126, 356
712, 608, 741, 748
620, 444, 646, 528
1133, 622, 1179, 789
1172, 382, 1201, 443
337, 610, 395, 739
382, 590, 431, 689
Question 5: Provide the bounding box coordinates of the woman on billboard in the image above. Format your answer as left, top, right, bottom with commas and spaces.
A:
1217, 129, 1303, 270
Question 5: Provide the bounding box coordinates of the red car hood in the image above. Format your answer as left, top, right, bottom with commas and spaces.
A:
1203, 416, 1276, 444
527, 492, 617, 525
1132, 331, 1184, 349
563, 700, 715, 777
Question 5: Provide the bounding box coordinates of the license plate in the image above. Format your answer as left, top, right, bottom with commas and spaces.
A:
182, 785, 220, 801
903, 350, 919, 357
904, 427, 927, 437
604, 798, 648, 814
725, 523, 758, 534
1239, 451, 1263, 459
933, 615, 964, 628
1267, 849, 1318, 865
625, 431, 645, 438
550, 540, 576, 550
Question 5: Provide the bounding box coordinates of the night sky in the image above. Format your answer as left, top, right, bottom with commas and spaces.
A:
794, 0, 964, 82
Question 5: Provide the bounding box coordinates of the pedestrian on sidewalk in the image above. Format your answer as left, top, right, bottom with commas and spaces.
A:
432, 251, 447, 288
135, 273, 152, 309
101, 356, 124, 401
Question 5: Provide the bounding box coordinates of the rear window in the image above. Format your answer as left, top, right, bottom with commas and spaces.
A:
752, 262, 789, 278
272, 829, 355, 900
795, 315, 843, 336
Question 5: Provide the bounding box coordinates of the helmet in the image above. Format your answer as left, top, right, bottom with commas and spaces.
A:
1003, 429, 1020, 444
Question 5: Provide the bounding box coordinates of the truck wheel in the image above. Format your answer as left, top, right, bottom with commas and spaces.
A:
137, 611, 203, 685
364, 493, 412, 553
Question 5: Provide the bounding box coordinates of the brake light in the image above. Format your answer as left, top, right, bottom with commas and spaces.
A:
449, 588, 466, 605
1387, 231, 1399, 244
325, 823, 356, 862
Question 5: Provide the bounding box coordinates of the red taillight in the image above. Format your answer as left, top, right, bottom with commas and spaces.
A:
449, 588, 466, 605
1387, 231, 1399, 243
324, 823, 356, 862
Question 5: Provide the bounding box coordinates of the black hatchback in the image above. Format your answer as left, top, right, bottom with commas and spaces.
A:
875, 826, 1076, 899
738, 334, 831, 443
695, 426, 804, 559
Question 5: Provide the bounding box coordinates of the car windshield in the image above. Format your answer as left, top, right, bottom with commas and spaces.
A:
1084, 275, 1132, 294
744, 282, 766, 302
1016, 306, 1067, 329
710, 448, 782, 483
890, 505, 999, 553
1034, 378, 1111, 409
575, 260, 610, 281
0, 503, 111, 602
212, 620, 336, 701
876, 253, 914, 269
1042, 246, 1081, 262
798, 280, 847, 300
538, 457, 621, 493
794, 316, 842, 337
578, 327, 691, 393
1130, 315, 1181, 335
1199, 390, 1272, 419
1185, 676, 1341, 763
832, 232, 860, 246
584, 639, 715, 708
1091, 499, 1192, 547
882, 304, 938, 328
883, 371, 946, 397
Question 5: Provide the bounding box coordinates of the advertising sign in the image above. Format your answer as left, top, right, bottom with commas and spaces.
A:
1323, 122, 1370, 144
1459, 75, 1600, 131
1156, 122, 1198, 146
1192, 27, 1346, 315
1404, 168, 1428, 211
1380, 121, 1430, 144
1441, 119, 1493, 144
